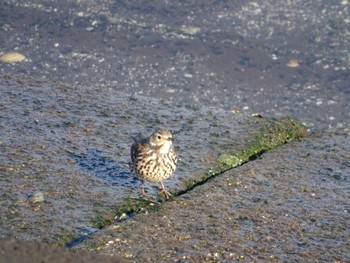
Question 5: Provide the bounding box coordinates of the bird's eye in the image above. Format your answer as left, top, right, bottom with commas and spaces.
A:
157, 135, 161, 139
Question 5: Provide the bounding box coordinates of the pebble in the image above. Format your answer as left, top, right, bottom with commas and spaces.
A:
0, 51, 26, 63
29, 191, 45, 204
287, 59, 300, 68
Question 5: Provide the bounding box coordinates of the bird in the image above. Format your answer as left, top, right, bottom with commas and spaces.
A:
130, 128, 177, 199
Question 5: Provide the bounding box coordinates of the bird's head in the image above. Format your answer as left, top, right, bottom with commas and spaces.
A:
150, 129, 173, 153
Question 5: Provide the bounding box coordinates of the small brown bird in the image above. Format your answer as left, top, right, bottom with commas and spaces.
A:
131, 128, 177, 199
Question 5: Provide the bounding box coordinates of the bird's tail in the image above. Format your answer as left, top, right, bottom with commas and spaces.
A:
130, 133, 143, 142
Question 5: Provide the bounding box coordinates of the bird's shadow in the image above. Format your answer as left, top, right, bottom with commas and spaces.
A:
70, 148, 140, 187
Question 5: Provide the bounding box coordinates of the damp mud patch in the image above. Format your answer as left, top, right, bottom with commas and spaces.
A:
0, 75, 305, 246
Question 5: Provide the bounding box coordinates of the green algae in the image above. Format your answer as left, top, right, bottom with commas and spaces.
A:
91, 198, 160, 230
208, 116, 306, 177
52, 230, 78, 247
216, 154, 242, 168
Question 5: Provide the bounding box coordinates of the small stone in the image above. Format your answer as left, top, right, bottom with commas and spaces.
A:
29, 191, 45, 204
0, 51, 26, 63
251, 113, 263, 118
230, 109, 241, 113
184, 73, 193, 78
287, 59, 300, 68
181, 25, 201, 35
116, 213, 128, 221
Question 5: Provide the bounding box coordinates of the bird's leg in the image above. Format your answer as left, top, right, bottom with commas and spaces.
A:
141, 182, 146, 196
141, 181, 155, 200
159, 181, 172, 199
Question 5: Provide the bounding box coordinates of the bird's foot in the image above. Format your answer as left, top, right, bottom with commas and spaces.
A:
140, 183, 155, 200
141, 192, 155, 200
158, 189, 172, 200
